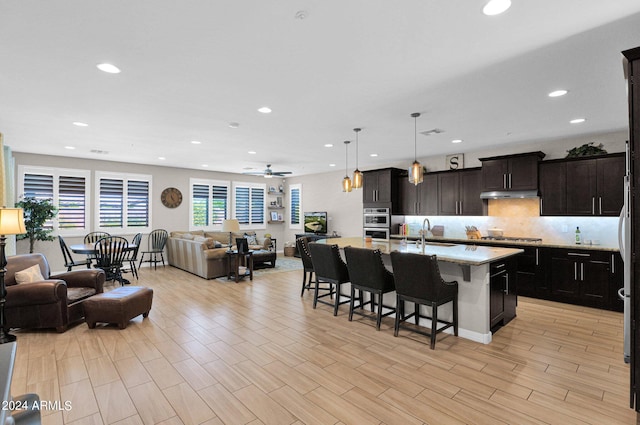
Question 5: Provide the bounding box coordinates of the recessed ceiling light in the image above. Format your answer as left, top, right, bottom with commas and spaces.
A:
452, 139, 463, 144
229, 122, 240, 128
73, 121, 88, 127
329, 163, 336, 167
96, 63, 121, 74
570, 118, 586, 124
548, 90, 568, 97
483, 0, 511, 16
158, 157, 166, 160
248, 150, 257, 154
201, 164, 209, 167
324, 144, 333, 148
258, 107, 272, 114
64, 146, 75, 150
191, 140, 201, 145
370, 153, 378, 157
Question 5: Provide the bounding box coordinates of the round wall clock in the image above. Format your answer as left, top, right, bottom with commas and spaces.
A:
161, 187, 182, 208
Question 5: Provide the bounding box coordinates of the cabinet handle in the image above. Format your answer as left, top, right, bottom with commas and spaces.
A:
599, 197, 602, 215
540, 198, 543, 213
592, 197, 595, 215
504, 274, 509, 294
612, 254, 615, 274
459, 201, 463, 215
581, 263, 584, 281
574, 262, 578, 281
535, 248, 539, 266
494, 263, 506, 269
568, 252, 590, 257
509, 173, 512, 188
503, 174, 507, 189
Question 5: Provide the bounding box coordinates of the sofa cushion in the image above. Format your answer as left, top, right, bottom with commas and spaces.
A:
15, 264, 44, 284
181, 233, 195, 240
67, 287, 97, 303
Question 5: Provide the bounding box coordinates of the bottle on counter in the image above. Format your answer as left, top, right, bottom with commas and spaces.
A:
575, 226, 582, 244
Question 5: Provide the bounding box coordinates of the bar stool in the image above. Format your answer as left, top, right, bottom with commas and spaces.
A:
390, 251, 458, 349
344, 246, 395, 330
296, 237, 316, 296
308, 243, 351, 316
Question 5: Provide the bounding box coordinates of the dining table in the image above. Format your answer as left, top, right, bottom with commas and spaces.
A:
70, 243, 137, 284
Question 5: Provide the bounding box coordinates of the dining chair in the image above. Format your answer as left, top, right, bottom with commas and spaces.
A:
94, 236, 129, 285
390, 251, 458, 349
308, 243, 352, 316
122, 233, 142, 280
138, 229, 169, 270
344, 246, 396, 330
84, 232, 111, 261
296, 237, 316, 297
58, 236, 92, 271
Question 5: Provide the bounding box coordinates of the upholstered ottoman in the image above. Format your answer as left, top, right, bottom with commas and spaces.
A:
84, 286, 153, 329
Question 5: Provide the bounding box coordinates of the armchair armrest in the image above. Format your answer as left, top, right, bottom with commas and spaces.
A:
50, 269, 105, 294
6, 281, 67, 308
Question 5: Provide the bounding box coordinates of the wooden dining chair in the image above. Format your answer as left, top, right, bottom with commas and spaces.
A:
122, 233, 142, 280
58, 236, 92, 271
138, 230, 169, 270
84, 232, 111, 261
94, 236, 129, 285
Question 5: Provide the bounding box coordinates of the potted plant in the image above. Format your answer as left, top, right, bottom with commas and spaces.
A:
15, 196, 57, 253
566, 142, 608, 158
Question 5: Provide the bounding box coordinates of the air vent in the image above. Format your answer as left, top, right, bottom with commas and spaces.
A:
420, 128, 445, 136
90, 149, 109, 155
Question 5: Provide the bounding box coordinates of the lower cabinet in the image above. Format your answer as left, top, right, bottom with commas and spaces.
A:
549, 248, 613, 310
490, 258, 517, 329
513, 246, 549, 299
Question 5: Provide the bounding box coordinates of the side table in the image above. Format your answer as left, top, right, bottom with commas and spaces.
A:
226, 250, 253, 282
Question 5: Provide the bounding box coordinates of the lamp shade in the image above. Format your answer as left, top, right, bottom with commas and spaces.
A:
0, 208, 26, 235
221, 219, 240, 232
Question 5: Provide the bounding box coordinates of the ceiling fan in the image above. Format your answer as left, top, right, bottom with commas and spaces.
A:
243, 164, 292, 178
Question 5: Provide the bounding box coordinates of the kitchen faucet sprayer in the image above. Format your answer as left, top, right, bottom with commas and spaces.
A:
421, 218, 431, 253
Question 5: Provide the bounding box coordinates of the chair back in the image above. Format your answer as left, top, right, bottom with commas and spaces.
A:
344, 246, 394, 291
95, 236, 129, 271
5, 254, 50, 286
84, 232, 110, 244
235, 238, 249, 254
148, 229, 169, 251
58, 236, 75, 266
296, 237, 314, 271
390, 252, 456, 301
308, 243, 349, 284
128, 233, 143, 260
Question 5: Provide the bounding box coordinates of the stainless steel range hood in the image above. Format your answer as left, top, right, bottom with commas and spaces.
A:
480, 190, 539, 199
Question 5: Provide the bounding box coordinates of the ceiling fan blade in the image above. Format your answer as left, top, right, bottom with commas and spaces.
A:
272, 171, 292, 176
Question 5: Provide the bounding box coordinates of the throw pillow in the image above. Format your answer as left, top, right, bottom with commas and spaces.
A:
181, 233, 194, 240
244, 233, 258, 245
15, 264, 45, 284
213, 241, 223, 248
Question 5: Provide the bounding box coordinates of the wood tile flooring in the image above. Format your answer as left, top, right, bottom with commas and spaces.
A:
8, 264, 638, 425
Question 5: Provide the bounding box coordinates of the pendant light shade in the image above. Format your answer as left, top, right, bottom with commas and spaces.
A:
409, 112, 424, 186
342, 140, 352, 192
352, 128, 363, 189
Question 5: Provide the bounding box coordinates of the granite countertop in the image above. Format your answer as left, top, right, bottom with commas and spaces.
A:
318, 237, 523, 266
389, 234, 620, 252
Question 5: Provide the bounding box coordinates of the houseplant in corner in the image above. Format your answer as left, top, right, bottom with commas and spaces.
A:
15, 196, 57, 253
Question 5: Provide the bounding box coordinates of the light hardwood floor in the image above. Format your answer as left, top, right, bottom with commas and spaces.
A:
8, 263, 638, 425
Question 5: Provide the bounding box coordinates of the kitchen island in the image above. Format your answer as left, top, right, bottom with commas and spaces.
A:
315, 237, 523, 344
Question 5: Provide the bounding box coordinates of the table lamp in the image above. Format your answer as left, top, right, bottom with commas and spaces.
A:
221, 219, 240, 252
0, 208, 26, 344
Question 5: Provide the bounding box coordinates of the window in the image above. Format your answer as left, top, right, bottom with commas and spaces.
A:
189, 178, 230, 230
289, 183, 302, 229
18, 166, 90, 236
95, 171, 152, 234
232, 182, 266, 229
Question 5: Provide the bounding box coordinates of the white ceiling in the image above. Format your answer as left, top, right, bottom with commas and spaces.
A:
2, 1, 640, 177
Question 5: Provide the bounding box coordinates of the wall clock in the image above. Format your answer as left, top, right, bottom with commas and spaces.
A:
161, 187, 182, 208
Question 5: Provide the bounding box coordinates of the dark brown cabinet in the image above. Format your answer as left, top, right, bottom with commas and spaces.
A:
363, 168, 402, 211
437, 168, 484, 216
549, 249, 610, 309
398, 172, 437, 215
480, 152, 545, 192
490, 258, 516, 329
540, 154, 624, 216
512, 246, 549, 299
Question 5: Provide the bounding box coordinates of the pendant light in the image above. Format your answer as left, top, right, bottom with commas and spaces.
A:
342, 140, 353, 192
409, 112, 424, 185
352, 128, 363, 189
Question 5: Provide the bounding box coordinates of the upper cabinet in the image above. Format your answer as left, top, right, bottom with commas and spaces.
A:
398, 171, 437, 216
363, 168, 403, 212
479, 152, 545, 192
437, 168, 484, 216
540, 153, 625, 216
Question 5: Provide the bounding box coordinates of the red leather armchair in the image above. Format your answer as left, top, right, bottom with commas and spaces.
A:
5, 253, 105, 332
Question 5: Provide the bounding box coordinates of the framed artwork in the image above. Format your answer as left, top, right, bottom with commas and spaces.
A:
270, 211, 279, 221
269, 186, 277, 192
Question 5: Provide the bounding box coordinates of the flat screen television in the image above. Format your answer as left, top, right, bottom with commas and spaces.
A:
304, 211, 328, 234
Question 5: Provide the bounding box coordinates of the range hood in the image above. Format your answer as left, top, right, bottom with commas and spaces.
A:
480, 190, 539, 199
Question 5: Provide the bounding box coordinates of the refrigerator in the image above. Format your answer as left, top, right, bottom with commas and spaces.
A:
618, 141, 631, 364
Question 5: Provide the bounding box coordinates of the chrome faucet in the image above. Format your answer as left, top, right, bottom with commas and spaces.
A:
421, 218, 431, 253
